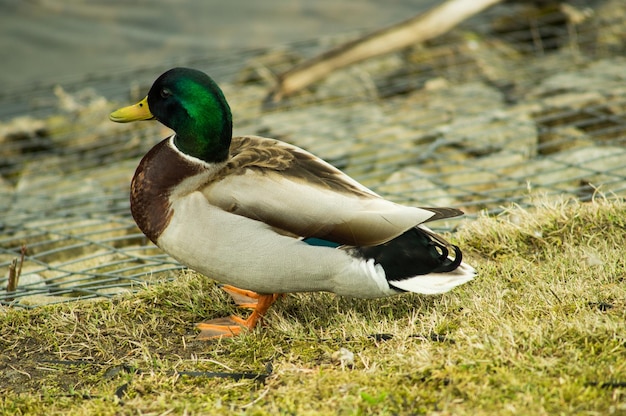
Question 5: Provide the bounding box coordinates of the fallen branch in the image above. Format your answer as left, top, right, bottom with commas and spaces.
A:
266, 0, 502, 102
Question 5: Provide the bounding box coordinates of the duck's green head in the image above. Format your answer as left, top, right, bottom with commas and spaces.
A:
110, 67, 233, 163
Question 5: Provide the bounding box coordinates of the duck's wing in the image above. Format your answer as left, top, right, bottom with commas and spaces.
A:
202, 135, 462, 246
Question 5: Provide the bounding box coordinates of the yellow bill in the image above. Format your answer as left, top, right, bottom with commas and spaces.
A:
109, 96, 154, 123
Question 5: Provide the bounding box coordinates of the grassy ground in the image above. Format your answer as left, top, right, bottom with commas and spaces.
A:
1, 197, 625, 415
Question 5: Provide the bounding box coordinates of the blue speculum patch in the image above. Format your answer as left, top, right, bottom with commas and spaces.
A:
302, 237, 341, 248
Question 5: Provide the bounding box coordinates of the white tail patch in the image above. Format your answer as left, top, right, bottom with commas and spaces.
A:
388, 262, 476, 295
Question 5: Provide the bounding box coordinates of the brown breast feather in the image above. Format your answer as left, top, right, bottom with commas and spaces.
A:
130, 138, 204, 243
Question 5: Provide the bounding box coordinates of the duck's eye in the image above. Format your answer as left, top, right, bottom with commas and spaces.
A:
160, 88, 171, 99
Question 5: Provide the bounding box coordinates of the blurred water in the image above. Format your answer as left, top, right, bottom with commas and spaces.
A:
1, 0, 434, 91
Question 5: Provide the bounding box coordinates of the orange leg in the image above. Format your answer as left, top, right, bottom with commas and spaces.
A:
196, 292, 280, 340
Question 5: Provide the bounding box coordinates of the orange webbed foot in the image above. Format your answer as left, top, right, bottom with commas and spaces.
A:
196, 316, 249, 339
195, 292, 281, 340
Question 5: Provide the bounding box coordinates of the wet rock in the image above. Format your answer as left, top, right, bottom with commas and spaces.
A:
377, 167, 457, 208
383, 81, 506, 139
526, 57, 626, 99
433, 150, 527, 202
257, 102, 387, 169
405, 34, 522, 89
511, 145, 626, 195
0, 116, 48, 144
418, 82, 506, 117
315, 53, 406, 100
434, 110, 537, 158
537, 126, 594, 155
0, 116, 52, 175
593, 0, 626, 54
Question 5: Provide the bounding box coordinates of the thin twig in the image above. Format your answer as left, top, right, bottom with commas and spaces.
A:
7, 259, 18, 295
6, 261, 18, 303
6, 245, 26, 302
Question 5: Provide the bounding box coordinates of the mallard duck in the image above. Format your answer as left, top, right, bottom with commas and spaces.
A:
110, 67, 475, 339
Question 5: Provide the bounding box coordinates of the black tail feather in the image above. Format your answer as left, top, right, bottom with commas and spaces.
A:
433, 244, 463, 273
352, 227, 463, 282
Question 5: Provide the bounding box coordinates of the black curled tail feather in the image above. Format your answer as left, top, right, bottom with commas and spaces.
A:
434, 244, 463, 273
421, 228, 463, 273
351, 227, 464, 282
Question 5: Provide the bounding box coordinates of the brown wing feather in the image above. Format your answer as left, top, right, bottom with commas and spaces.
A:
420, 207, 464, 221
203, 135, 456, 245
225, 136, 464, 223
215, 136, 377, 198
